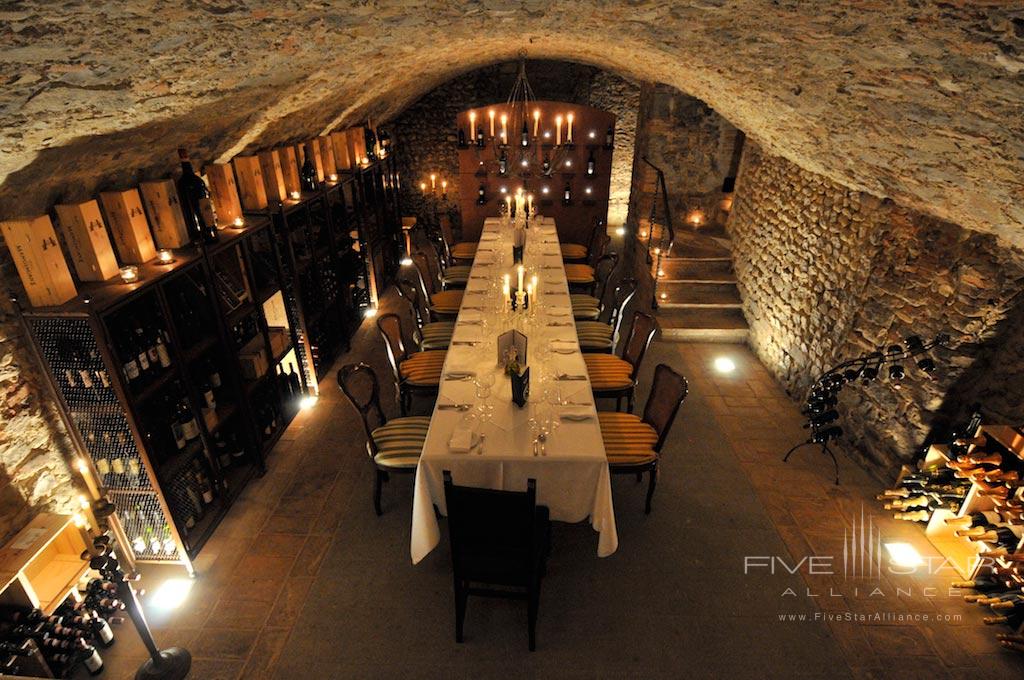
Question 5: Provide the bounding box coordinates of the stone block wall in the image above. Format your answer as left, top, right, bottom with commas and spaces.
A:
388, 60, 639, 235
627, 84, 743, 236
728, 145, 1024, 477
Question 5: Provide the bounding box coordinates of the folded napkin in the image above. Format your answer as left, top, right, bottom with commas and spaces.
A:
448, 427, 477, 453
560, 409, 593, 422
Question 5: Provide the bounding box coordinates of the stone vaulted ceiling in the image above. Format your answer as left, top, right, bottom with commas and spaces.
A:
1, 0, 1022, 245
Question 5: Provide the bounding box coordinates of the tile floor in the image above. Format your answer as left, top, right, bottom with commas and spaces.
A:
93, 303, 1024, 679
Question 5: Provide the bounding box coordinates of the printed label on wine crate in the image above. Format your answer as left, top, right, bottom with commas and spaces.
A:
330, 132, 352, 170
0, 215, 78, 307
319, 136, 338, 177
139, 179, 190, 249
53, 200, 120, 281
205, 163, 243, 225
233, 155, 268, 211
279, 146, 301, 197
99, 189, 157, 264
257, 151, 286, 204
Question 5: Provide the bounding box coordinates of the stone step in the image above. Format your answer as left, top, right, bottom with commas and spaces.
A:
655, 258, 735, 282
656, 308, 749, 343
655, 281, 742, 308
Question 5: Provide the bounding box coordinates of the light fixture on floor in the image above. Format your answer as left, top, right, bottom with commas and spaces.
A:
150, 578, 193, 611
400, 257, 413, 266
300, 394, 319, 410
884, 542, 923, 569
615, 227, 625, 236
713, 356, 736, 374
363, 307, 378, 318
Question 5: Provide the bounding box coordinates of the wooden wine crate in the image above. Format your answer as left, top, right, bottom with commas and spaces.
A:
305, 140, 325, 182
347, 127, 366, 165
0, 215, 78, 307
279, 146, 301, 197
139, 179, 191, 249
980, 424, 1024, 459
330, 131, 352, 170
206, 163, 243, 226
53, 200, 120, 282
319, 136, 338, 178
924, 508, 980, 580
0, 513, 90, 615
99, 189, 157, 264
258, 150, 287, 204
232, 155, 268, 211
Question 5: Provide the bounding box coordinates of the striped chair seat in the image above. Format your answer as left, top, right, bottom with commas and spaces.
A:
418, 322, 455, 350
451, 242, 478, 260
371, 416, 430, 468
571, 294, 602, 320
399, 350, 447, 386
430, 290, 464, 316
565, 263, 596, 285
576, 321, 614, 352
598, 412, 658, 466
560, 242, 588, 260
441, 265, 471, 287
584, 354, 634, 390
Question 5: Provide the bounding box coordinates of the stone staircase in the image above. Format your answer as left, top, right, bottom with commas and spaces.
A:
643, 226, 749, 343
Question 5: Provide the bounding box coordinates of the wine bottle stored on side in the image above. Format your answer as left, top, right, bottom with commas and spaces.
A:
176, 148, 219, 244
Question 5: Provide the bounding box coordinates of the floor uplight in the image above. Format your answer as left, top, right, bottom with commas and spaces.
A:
884, 542, 924, 569
300, 395, 319, 410
363, 307, 378, 319
150, 578, 193, 611
713, 356, 736, 374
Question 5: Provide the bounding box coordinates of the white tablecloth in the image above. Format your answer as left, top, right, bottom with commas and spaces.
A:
410, 216, 618, 563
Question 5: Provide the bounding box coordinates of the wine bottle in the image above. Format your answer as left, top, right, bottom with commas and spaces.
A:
586, 150, 596, 177
155, 332, 171, 369
176, 148, 219, 244
76, 637, 104, 675
206, 359, 221, 389
477, 184, 486, 206
498, 150, 508, 176
286, 364, 302, 401
520, 119, 529, 147
457, 128, 466, 147
562, 182, 572, 205
893, 510, 930, 522
201, 380, 216, 410
604, 124, 614, 149
300, 143, 318, 192
475, 126, 484, 147
542, 155, 551, 174
945, 511, 1002, 528
229, 433, 246, 461
177, 394, 200, 441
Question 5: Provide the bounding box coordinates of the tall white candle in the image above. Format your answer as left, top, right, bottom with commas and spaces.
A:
488, 109, 495, 137
533, 109, 540, 136
527, 194, 533, 215
567, 113, 574, 143
430, 173, 436, 191
555, 115, 562, 145
500, 114, 508, 145
530, 274, 538, 296
469, 112, 476, 140
517, 265, 524, 292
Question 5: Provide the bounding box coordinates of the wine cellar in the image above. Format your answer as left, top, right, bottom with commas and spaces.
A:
8, 140, 401, 576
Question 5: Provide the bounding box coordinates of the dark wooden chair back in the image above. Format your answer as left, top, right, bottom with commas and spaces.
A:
412, 251, 439, 296
642, 364, 689, 452
608, 278, 638, 348
592, 253, 619, 304
336, 363, 387, 456
376, 313, 410, 386
621, 311, 658, 380
443, 472, 541, 587
588, 232, 611, 268
439, 215, 457, 248
396, 278, 427, 329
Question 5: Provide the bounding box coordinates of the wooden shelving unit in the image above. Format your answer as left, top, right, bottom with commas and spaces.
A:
0, 514, 90, 616
10, 131, 401, 575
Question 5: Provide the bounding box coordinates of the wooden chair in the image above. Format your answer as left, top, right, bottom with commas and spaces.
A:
337, 363, 430, 516
376, 313, 446, 414
412, 251, 464, 319
584, 311, 658, 412
443, 471, 550, 651
599, 363, 689, 513
576, 278, 637, 353
565, 232, 610, 289
396, 278, 453, 350
429, 240, 470, 289
571, 253, 619, 321
560, 222, 598, 262
439, 215, 478, 262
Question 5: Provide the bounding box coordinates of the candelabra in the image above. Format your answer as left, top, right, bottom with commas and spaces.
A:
783, 333, 950, 484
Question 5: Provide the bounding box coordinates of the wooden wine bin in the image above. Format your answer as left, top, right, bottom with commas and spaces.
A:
139, 180, 191, 250
0, 215, 78, 307
99, 189, 157, 264
258, 151, 287, 204
319, 136, 338, 178
53, 200, 120, 283
330, 131, 352, 170
233, 155, 268, 211
206, 162, 244, 226
279, 146, 301, 197
0, 513, 90, 615
305, 140, 325, 182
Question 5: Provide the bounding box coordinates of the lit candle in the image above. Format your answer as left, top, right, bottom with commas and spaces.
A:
488, 109, 495, 137
233, 216, 244, 227
156, 249, 175, 264
420, 182, 427, 194
469, 111, 477, 141
555, 115, 562, 145
567, 113, 574, 143
526, 282, 533, 300
526, 194, 533, 215
75, 458, 100, 498
531, 274, 538, 292
329, 173, 338, 182
503, 273, 511, 292
500, 113, 508, 144
290, 190, 300, 200
517, 265, 525, 292
430, 173, 436, 191
506, 196, 512, 214
119, 265, 139, 284
441, 180, 448, 196
533, 109, 540, 136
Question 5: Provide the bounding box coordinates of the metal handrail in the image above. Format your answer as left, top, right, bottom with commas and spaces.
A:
640, 157, 675, 308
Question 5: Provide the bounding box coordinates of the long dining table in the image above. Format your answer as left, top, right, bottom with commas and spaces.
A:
410, 216, 618, 564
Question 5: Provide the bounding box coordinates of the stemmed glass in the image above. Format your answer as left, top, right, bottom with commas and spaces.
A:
475, 371, 495, 422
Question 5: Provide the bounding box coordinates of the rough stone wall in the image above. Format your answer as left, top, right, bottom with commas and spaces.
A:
0, 302, 78, 544
728, 146, 1024, 477
627, 83, 741, 235
389, 60, 639, 233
